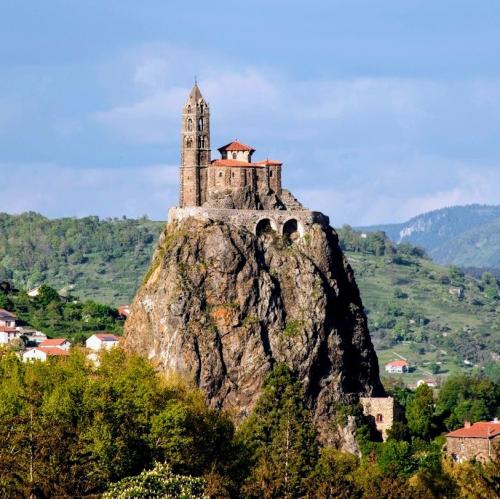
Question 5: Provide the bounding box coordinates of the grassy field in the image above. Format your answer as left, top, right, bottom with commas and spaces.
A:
345, 250, 499, 386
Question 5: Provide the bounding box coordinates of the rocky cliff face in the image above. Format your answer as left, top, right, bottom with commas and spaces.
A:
124, 217, 384, 441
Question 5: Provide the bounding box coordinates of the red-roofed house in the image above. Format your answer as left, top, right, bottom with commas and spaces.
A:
39, 338, 71, 351
23, 347, 70, 362
0, 326, 22, 345
446, 420, 500, 462
0, 309, 17, 328
385, 360, 409, 374
117, 305, 130, 319
86, 333, 120, 352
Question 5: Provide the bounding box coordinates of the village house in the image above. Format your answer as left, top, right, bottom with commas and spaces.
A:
0, 326, 22, 345
23, 347, 70, 362
117, 305, 130, 319
446, 420, 500, 463
21, 329, 48, 345
385, 360, 409, 374
86, 333, 120, 352
0, 309, 17, 328
39, 338, 71, 351
417, 378, 438, 388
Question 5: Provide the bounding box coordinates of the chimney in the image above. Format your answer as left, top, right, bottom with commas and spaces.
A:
464, 420, 471, 428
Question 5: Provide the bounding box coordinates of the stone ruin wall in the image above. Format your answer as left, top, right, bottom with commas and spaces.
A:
168, 206, 330, 236
360, 396, 396, 441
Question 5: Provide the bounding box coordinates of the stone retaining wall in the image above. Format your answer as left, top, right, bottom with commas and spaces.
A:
168, 206, 330, 236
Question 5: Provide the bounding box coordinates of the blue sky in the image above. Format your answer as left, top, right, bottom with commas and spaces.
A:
1, 0, 500, 225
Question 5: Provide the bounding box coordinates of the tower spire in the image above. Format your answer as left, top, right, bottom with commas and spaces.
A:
179, 84, 211, 207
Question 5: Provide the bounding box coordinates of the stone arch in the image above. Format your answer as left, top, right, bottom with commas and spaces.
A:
282, 218, 304, 241
198, 117, 204, 131
187, 118, 193, 131
255, 218, 277, 236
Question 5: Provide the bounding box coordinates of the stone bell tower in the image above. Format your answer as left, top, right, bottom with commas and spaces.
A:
179, 83, 211, 207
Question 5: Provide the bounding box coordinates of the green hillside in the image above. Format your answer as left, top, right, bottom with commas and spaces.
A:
339, 226, 499, 384
0, 213, 498, 385
0, 212, 163, 304
358, 204, 500, 268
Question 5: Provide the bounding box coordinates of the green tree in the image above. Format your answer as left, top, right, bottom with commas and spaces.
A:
238, 364, 318, 498
406, 384, 436, 440
103, 462, 206, 498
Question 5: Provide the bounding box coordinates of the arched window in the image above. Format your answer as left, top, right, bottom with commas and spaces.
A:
187, 105, 192, 113
376, 414, 384, 423
269, 170, 273, 177
187, 118, 193, 131
198, 118, 203, 131
198, 136, 205, 148
232, 152, 237, 159
219, 171, 223, 177
200, 103, 204, 113
186, 138, 193, 148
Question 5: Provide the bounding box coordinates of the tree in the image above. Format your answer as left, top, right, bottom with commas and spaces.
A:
435, 374, 499, 431
406, 384, 436, 440
238, 364, 318, 498
103, 462, 206, 498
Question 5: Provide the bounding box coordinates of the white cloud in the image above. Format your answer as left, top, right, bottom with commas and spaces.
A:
0, 163, 178, 219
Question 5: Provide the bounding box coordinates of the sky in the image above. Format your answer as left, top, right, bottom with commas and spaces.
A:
1, 0, 500, 225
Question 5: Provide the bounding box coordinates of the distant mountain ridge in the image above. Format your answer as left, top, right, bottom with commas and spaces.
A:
357, 204, 500, 268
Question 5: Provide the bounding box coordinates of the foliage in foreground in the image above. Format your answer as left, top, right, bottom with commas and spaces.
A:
103, 462, 206, 499
0, 351, 497, 498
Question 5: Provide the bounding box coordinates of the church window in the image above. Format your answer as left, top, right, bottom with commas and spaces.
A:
187, 119, 193, 131
187, 105, 192, 113
186, 138, 192, 148
376, 414, 384, 423
198, 118, 204, 131
232, 152, 237, 159
269, 170, 273, 177
219, 171, 223, 177
200, 103, 204, 113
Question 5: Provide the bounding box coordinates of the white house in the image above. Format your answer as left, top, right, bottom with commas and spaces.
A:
21, 329, 47, 345
39, 338, 71, 351
0, 327, 22, 345
385, 360, 409, 374
0, 309, 17, 328
23, 347, 70, 362
417, 379, 438, 388
86, 333, 120, 352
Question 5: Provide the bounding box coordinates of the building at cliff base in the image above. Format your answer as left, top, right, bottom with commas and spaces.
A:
445, 420, 500, 463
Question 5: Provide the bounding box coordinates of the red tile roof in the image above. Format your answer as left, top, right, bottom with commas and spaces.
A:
254, 159, 283, 166
446, 421, 500, 439
37, 347, 70, 357
217, 140, 255, 152
386, 360, 408, 367
0, 309, 16, 319
117, 305, 130, 317
39, 338, 69, 347
0, 327, 19, 333
94, 333, 120, 342
211, 159, 264, 168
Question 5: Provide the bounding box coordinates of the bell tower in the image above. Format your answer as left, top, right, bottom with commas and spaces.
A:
179, 83, 211, 207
